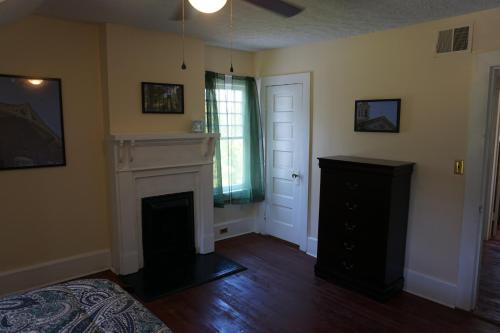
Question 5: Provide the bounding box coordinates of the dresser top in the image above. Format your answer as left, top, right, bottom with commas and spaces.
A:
318, 156, 415, 175
318, 156, 414, 167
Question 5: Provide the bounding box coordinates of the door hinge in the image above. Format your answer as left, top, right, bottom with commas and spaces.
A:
479, 205, 483, 215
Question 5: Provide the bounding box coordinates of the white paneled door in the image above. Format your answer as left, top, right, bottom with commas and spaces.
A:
262, 74, 310, 249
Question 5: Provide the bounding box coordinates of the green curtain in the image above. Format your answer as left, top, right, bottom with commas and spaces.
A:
205, 72, 225, 207
205, 71, 265, 207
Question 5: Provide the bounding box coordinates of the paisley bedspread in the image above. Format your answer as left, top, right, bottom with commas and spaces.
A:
0, 279, 172, 333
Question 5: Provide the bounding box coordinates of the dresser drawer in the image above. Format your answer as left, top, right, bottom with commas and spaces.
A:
333, 253, 358, 277
317, 245, 359, 276
320, 170, 390, 214
317, 201, 389, 283
319, 241, 386, 283
317, 206, 363, 256
322, 170, 389, 194
319, 193, 390, 238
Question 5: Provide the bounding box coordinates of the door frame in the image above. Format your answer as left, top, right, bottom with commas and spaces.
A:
488, 114, 500, 241
491, 146, 500, 238
456, 53, 500, 310
483, 75, 500, 242
259, 72, 311, 252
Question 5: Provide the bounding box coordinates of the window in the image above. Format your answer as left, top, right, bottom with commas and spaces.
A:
205, 71, 265, 207
212, 81, 245, 194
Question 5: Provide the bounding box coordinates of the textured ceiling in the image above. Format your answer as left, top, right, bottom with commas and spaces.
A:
9, 0, 500, 50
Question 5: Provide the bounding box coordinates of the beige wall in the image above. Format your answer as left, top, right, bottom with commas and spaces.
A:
205, 45, 256, 77
0, 17, 256, 273
255, 7, 500, 284
104, 24, 205, 133
0, 16, 109, 271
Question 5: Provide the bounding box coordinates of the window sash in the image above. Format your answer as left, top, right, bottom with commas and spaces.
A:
211, 85, 246, 194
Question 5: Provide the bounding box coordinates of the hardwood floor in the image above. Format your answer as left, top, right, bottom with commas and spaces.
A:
90, 234, 499, 333
475, 228, 500, 324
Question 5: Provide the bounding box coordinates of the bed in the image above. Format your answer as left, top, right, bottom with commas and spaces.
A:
0, 279, 172, 333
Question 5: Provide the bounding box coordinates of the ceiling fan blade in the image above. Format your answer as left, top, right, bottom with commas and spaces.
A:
243, 0, 304, 17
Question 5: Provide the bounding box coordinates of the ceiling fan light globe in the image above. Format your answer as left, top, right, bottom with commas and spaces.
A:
188, 0, 227, 14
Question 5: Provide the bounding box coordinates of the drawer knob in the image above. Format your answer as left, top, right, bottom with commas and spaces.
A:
343, 242, 356, 251
344, 221, 357, 231
345, 202, 358, 211
345, 181, 359, 190
342, 261, 354, 271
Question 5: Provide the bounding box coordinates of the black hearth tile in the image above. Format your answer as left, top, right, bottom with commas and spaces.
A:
119, 253, 246, 302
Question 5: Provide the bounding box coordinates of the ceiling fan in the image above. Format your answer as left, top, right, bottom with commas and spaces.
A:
171, 0, 304, 20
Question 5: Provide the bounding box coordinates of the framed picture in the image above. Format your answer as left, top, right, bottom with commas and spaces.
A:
0, 74, 66, 171
142, 82, 184, 114
354, 99, 401, 133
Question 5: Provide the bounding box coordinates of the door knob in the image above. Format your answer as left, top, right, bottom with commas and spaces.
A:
291, 170, 300, 184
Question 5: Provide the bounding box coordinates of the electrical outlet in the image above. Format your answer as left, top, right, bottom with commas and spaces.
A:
220, 228, 228, 234
454, 160, 464, 175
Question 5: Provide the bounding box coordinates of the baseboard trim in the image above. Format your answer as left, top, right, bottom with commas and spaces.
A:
214, 217, 256, 241
306, 237, 318, 257
404, 269, 457, 308
0, 249, 111, 297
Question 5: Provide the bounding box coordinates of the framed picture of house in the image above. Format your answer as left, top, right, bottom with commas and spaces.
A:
354, 99, 401, 133
0, 74, 66, 171
142, 82, 184, 114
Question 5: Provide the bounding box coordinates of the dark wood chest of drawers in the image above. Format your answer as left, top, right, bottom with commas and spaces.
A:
315, 156, 414, 301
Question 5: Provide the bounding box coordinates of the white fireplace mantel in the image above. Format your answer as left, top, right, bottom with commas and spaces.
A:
107, 132, 219, 275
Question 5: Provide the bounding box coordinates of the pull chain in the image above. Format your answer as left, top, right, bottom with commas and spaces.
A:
181, 0, 187, 70
229, 0, 234, 73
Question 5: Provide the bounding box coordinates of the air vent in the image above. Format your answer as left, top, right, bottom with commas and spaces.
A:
436, 26, 471, 54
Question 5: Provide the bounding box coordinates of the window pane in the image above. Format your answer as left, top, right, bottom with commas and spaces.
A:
229, 126, 243, 138
207, 85, 247, 195
227, 113, 242, 126
234, 103, 242, 114
219, 115, 227, 126
218, 101, 228, 113
234, 90, 243, 102
226, 102, 236, 113
226, 90, 236, 102
219, 126, 229, 138
220, 138, 244, 191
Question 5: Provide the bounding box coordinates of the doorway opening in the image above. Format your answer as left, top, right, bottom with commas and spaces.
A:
475, 68, 500, 322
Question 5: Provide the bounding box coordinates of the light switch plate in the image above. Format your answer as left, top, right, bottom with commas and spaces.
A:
454, 160, 464, 175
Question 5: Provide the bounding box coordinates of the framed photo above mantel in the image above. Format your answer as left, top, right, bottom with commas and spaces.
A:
0, 74, 66, 171
354, 99, 401, 133
142, 82, 184, 114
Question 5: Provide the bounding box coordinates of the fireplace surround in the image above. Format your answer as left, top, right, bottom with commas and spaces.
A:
108, 133, 218, 275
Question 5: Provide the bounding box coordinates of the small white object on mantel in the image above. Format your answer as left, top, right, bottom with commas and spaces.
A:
107, 132, 219, 275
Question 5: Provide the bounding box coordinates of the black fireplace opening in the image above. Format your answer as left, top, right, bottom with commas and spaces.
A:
119, 191, 246, 302
142, 191, 195, 270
